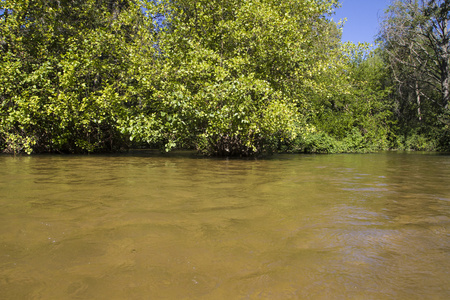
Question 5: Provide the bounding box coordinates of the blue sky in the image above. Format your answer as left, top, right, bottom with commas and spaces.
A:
333, 0, 392, 45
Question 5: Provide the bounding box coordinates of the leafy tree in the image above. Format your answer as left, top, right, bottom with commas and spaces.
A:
2, 0, 424, 155
0, 0, 142, 153
300, 42, 393, 153
125, 0, 340, 155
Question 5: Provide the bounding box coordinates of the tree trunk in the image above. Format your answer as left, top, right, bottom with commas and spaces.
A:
440, 10, 449, 109
416, 80, 422, 120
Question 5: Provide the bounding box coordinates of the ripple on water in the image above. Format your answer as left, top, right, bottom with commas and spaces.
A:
1, 153, 449, 299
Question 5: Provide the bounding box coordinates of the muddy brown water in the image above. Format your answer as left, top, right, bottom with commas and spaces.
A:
0, 151, 449, 299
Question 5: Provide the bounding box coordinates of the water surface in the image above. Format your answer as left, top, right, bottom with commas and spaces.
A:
1, 152, 449, 299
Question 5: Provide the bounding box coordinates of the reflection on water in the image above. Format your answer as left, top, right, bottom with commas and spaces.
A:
0, 151, 449, 299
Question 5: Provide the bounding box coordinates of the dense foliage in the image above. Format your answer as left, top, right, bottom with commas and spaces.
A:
0, 0, 448, 155
0, 0, 141, 153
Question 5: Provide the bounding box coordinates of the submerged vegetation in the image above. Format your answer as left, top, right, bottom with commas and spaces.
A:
1, 0, 449, 155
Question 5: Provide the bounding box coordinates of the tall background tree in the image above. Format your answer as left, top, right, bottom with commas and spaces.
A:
379, 0, 450, 150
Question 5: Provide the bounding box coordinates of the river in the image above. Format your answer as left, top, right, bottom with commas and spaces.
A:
0, 151, 449, 299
